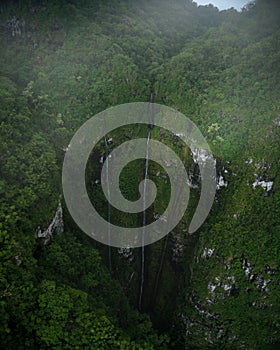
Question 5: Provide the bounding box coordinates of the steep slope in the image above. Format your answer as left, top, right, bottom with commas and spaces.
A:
0, 0, 279, 349
154, 0, 280, 348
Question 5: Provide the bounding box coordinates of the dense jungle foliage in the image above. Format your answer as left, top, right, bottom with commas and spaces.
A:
0, 0, 279, 349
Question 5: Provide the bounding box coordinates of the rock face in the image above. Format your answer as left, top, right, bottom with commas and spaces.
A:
181, 243, 278, 348
252, 177, 273, 192
244, 159, 274, 192
6, 16, 25, 37
216, 175, 227, 190
242, 258, 275, 293
190, 145, 212, 164
202, 247, 215, 258
118, 247, 133, 262
37, 200, 64, 244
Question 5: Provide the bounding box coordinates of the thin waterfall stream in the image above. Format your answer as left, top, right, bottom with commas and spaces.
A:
139, 93, 154, 311
105, 137, 112, 274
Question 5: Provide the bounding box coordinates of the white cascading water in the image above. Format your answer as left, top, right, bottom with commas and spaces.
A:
139, 93, 154, 310
105, 137, 112, 274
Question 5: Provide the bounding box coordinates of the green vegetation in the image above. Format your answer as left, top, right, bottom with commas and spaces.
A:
0, 0, 279, 349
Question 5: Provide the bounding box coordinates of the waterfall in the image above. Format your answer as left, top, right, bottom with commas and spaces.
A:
138, 129, 151, 310
139, 93, 154, 310
149, 93, 154, 129
105, 137, 112, 274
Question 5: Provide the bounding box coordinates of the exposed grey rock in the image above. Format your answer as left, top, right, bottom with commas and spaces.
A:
202, 248, 215, 258
6, 16, 25, 37
37, 199, 64, 244
118, 247, 133, 262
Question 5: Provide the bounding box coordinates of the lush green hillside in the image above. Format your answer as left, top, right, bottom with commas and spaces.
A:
0, 0, 279, 349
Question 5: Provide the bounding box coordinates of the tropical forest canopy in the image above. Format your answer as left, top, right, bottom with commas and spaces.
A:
0, 0, 279, 349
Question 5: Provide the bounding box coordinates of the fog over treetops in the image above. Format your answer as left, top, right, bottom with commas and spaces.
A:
0, 0, 279, 349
